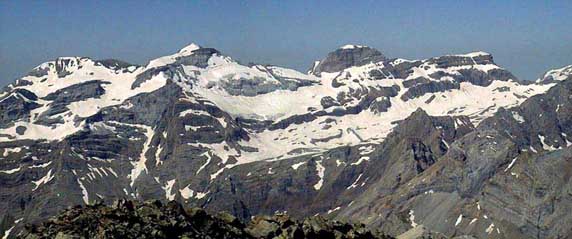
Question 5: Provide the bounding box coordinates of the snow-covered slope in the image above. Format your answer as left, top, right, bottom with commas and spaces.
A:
537, 64, 572, 83
1, 42, 572, 239
0, 43, 556, 162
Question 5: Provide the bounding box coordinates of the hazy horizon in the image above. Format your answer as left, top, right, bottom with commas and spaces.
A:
1, 1, 571, 86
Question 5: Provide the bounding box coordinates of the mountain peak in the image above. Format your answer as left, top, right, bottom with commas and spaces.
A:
538, 65, 572, 83
452, 51, 492, 58
310, 45, 387, 75
178, 43, 202, 55
338, 44, 367, 50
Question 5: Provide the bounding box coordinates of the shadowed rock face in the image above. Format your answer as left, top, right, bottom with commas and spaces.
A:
21, 200, 393, 239
311, 46, 387, 75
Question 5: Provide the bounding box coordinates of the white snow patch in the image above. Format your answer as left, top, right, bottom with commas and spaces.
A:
180, 185, 195, 200
163, 179, 176, 201
291, 161, 306, 170
455, 214, 463, 227
32, 169, 54, 191
511, 111, 525, 123
2, 226, 14, 239
409, 210, 418, 228
77, 178, 89, 204
351, 156, 370, 166
327, 206, 341, 214
2, 147, 22, 157
0, 166, 21, 174
486, 223, 495, 234
313, 160, 325, 190
347, 173, 363, 189
340, 44, 366, 50
196, 151, 212, 175
539, 135, 558, 151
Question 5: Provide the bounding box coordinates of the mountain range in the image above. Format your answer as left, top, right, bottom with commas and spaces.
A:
1, 43, 571, 238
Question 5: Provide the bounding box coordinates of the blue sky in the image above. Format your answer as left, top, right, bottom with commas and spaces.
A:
1, 0, 571, 86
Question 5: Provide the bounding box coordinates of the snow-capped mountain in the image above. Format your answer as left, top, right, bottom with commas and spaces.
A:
1, 43, 571, 238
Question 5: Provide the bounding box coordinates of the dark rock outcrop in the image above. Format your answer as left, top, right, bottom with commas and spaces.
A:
21, 200, 392, 239
311, 46, 387, 75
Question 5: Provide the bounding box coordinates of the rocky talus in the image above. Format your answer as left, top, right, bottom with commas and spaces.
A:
20, 200, 393, 239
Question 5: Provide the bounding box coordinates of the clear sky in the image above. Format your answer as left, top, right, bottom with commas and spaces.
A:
1, 1, 571, 86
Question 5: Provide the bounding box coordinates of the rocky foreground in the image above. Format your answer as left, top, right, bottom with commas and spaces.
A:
19, 200, 394, 239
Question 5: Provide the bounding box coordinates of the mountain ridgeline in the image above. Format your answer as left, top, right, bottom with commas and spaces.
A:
1, 43, 571, 238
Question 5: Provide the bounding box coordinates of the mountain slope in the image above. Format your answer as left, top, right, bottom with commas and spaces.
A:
0, 43, 570, 238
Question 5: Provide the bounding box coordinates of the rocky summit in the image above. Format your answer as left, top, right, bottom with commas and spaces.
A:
20, 199, 392, 239
1, 43, 572, 238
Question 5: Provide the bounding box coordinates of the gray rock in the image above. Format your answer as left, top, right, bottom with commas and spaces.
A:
311, 46, 387, 75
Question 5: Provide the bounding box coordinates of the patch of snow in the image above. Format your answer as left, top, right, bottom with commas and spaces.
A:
511, 111, 525, 123
196, 151, 212, 175
2, 226, 14, 239
409, 210, 418, 228
291, 161, 305, 170
194, 191, 208, 199
486, 223, 495, 234
504, 157, 518, 172
76, 178, 89, 204
179, 185, 195, 200
0, 166, 21, 174
347, 173, 363, 189
350, 156, 370, 166
539, 135, 558, 151
340, 44, 366, 50
313, 160, 325, 190
455, 214, 463, 227
327, 206, 341, 214
32, 169, 54, 191
163, 179, 176, 201
2, 147, 22, 157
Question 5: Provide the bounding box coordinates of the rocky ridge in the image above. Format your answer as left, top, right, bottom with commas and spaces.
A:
20, 200, 392, 239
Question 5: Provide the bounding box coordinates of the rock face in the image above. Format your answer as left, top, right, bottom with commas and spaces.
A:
310, 45, 387, 75
21, 200, 391, 239
1, 43, 572, 238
